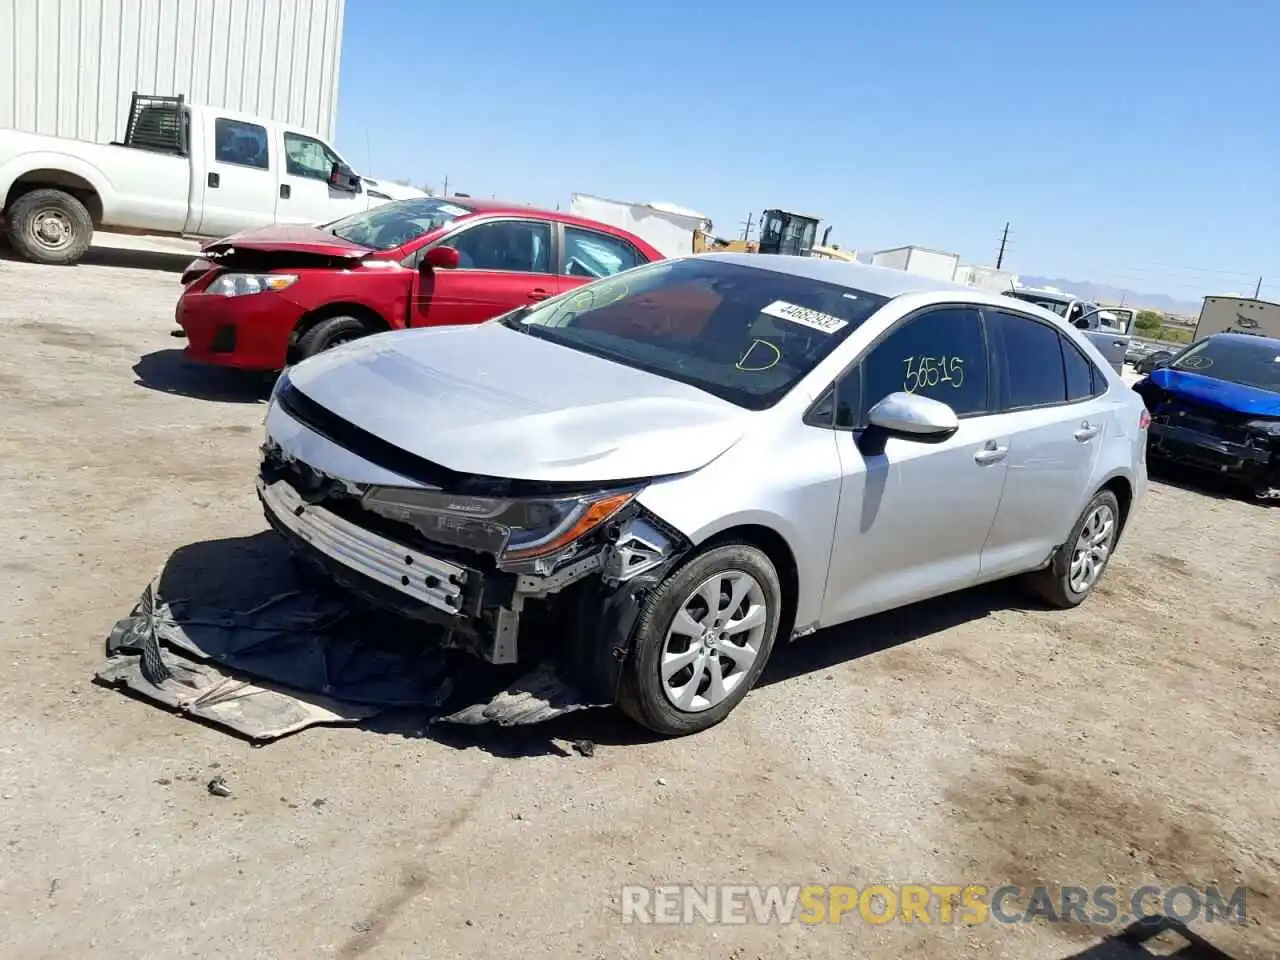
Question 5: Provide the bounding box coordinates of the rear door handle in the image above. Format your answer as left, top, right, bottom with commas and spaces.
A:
1112, 340, 1126, 348
974, 443, 1008, 465
1074, 422, 1100, 442
528, 288, 551, 301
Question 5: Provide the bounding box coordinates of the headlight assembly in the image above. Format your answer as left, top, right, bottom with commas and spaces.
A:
207, 273, 298, 297
361, 486, 638, 564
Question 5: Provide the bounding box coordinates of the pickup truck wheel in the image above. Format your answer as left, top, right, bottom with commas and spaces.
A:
618, 543, 782, 737
7, 189, 93, 265
1026, 489, 1120, 609
294, 316, 370, 361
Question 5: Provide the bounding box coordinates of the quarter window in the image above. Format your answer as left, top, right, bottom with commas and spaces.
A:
213, 118, 269, 170
442, 220, 552, 273
284, 132, 340, 181
990, 310, 1068, 408
853, 306, 990, 426
1062, 336, 1102, 401
563, 227, 643, 278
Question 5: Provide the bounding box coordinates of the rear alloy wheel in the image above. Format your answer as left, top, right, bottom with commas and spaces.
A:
619, 543, 782, 736
7, 188, 93, 265
294, 315, 371, 361
1027, 489, 1121, 608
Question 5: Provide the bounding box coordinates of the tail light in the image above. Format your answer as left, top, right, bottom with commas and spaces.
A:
1139, 409, 1152, 430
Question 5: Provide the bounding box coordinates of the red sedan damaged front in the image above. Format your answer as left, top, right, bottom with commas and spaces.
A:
173, 197, 665, 370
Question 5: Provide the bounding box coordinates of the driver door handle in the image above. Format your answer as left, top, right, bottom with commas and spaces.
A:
528, 288, 551, 301
1074, 421, 1100, 442
974, 442, 1008, 465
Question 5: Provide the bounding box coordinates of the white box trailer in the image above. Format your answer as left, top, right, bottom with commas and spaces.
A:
955, 264, 1018, 294
569, 193, 711, 259
870, 245, 960, 282
1193, 296, 1280, 341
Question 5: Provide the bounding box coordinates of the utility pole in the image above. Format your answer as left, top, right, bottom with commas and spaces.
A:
996, 222, 1010, 270
740, 212, 755, 242
442, 175, 448, 197
1255, 276, 1263, 299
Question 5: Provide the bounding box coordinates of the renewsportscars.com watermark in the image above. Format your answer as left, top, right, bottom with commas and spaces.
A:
620, 884, 1249, 926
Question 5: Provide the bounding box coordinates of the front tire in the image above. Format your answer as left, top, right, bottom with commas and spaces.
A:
1026, 489, 1121, 608
294, 315, 371, 361
7, 188, 94, 265
618, 543, 782, 736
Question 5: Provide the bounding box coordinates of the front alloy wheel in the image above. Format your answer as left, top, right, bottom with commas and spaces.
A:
619, 543, 782, 736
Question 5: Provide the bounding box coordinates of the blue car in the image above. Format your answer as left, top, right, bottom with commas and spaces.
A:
1132, 332, 1280, 500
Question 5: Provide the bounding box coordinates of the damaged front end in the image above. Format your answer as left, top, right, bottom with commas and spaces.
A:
254, 376, 694, 706
1135, 379, 1280, 497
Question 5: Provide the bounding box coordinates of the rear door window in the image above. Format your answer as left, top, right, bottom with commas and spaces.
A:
1062, 335, 1103, 401
989, 310, 1068, 409
214, 118, 269, 170
562, 226, 644, 278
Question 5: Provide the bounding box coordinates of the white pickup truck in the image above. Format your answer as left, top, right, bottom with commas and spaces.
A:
0, 92, 424, 265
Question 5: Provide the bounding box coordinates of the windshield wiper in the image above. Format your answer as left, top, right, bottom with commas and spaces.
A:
497, 305, 535, 330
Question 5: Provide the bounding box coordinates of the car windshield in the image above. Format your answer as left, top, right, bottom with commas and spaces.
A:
325, 197, 474, 250
499, 258, 890, 410
1170, 337, 1280, 392
1006, 291, 1071, 317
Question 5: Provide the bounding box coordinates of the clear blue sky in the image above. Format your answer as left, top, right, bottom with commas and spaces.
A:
333, 1, 1279, 303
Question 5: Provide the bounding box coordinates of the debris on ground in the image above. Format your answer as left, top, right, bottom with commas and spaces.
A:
572, 739, 596, 758
95, 544, 611, 742
207, 777, 232, 797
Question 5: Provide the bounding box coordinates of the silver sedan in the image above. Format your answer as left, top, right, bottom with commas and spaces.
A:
258, 253, 1149, 735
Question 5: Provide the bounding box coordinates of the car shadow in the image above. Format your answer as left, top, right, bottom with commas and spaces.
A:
133, 349, 274, 404
1146, 460, 1252, 503
759, 578, 1044, 688
0, 243, 192, 273
93, 529, 1062, 758
1058, 916, 1241, 959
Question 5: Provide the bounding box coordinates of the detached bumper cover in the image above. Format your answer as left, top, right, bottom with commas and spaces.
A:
96, 551, 609, 742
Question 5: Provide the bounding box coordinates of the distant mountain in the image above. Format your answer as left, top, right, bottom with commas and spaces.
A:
1018, 276, 1201, 316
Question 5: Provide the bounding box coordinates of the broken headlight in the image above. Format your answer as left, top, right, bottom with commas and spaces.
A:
207, 273, 299, 297
1244, 419, 1280, 439
361, 486, 638, 565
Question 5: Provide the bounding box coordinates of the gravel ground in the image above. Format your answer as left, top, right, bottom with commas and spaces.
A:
0, 248, 1276, 960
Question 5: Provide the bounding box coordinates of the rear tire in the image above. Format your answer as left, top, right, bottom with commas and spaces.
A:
618, 543, 782, 736
294, 315, 371, 361
1026, 489, 1121, 608
7, 188, 94, 265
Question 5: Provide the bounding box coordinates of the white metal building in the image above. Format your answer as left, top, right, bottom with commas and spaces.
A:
0, 0, 346, 143
870, 245, 961, 282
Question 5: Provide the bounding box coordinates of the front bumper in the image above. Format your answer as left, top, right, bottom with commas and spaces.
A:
177, 289, 303, 371
258, 477, 471, 617
1148, 422, 1272, 477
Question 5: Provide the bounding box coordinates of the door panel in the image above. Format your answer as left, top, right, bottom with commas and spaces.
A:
1083, 329, 1129, 373
275, 130, 368, 225
820, 304, 1006, 624
195, 116, 279, 237
978, 310, 1106, 578
825, 422, 1010, 622
410, 219, 560, 328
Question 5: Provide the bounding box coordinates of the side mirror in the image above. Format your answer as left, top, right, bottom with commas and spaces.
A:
422, 246, 460, 270
866, 392, 959, 443
328, 161, 360, 192
1073, 316, 1091, 329
1150, 355, 1172, 370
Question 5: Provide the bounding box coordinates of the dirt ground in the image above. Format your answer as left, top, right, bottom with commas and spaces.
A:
0, 247, 1276, 960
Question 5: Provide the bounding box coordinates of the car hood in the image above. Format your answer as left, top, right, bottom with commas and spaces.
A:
1149, 367, 1280, 416
283, 323, 753, 484
204, 224, 370, 258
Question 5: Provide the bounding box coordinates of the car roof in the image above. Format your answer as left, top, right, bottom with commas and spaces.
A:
1206, 331, 1280, 348
691, 252, 977, 299
446, 197, 634, 231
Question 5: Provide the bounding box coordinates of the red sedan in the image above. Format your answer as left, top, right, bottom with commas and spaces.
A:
175, 198, 665, 370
